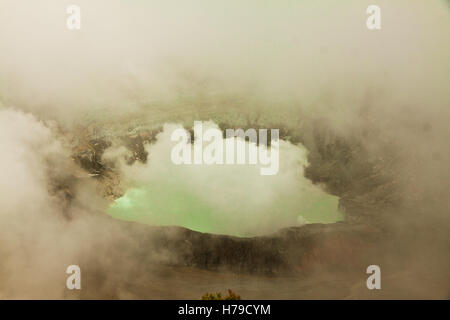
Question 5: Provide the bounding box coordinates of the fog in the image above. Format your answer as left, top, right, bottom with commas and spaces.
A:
0, 0, 448, 298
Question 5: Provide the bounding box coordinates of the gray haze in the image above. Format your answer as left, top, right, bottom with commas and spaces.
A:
0, 0, 448, 298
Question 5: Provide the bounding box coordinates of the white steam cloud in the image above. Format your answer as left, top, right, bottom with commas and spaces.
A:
107, 122, 341, 236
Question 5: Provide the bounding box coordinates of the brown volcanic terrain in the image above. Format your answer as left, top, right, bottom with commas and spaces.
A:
57, 116, 449, 300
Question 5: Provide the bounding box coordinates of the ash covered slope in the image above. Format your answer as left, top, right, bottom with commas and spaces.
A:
74, 219, 383, 299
